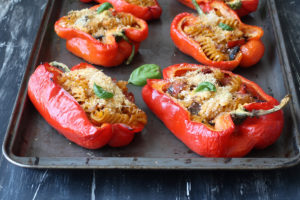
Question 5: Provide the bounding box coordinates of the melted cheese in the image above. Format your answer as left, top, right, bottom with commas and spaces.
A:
183, 10, 245, 61
163, 68, 255, 124
61, 9, 137, 43
59, 68, 134, 111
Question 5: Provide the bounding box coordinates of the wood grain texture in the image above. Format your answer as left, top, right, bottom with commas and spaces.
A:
0, 0, 300, 199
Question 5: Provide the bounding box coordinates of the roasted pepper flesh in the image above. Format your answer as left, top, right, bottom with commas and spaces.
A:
55, 5, 148, 67
80, 0, 162, 21
142, 63, 286, 157
178, 0, 259, 17
28, 62, 147, 149
170, 1, 264, 70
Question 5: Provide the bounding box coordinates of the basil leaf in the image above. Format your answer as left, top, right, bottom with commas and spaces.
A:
128, 64, 162, 86
218, 22, 234, 31
194, 82, 216, 92
93, 83, 114, 99
97, 2, 113, 13
226, 0, 242, 10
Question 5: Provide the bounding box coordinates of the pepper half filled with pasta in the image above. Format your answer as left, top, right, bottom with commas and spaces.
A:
178, 0, 259, 17
142, 63, 289, 157
55, 4, 148, 67
28, 62, 147, 149
170, 0, 264, 70
80, 0, 162, 21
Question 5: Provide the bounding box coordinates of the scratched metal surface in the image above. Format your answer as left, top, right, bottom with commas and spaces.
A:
0, 0, 300, 199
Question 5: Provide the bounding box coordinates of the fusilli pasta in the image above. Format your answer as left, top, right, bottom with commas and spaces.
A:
57, 68, 147, 127
182, 9, 245, 62
125, 0, 156, 7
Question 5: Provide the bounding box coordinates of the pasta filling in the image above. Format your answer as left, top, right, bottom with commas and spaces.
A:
160, 67, 262, 127
182, 9, 247, 61
60, 8, 139, 43
56, 67, 147, 127
125, 0, 156, 7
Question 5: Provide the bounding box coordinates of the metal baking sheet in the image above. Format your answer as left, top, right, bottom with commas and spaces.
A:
2, 0, 300, 169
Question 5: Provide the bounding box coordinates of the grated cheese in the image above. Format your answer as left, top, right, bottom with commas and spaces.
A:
61, 8, 137, 43
162, 68, 255, 124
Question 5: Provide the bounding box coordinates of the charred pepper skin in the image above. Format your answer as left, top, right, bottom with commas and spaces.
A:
178, 0, 259, 17
170, 1, 264, 70
28, 62, 145, 149
142, 63, 284, 157
80, 0, 162, 21
54, 5, 148, 67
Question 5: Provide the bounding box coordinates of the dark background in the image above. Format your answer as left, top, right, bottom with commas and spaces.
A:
0, 0, 300, 199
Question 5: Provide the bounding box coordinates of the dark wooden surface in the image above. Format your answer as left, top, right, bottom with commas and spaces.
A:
0, 0, 300, 199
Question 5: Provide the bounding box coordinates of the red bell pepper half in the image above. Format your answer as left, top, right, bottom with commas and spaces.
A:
142, 63, 289, 157
178, 0, 259, 17
55, 5, 148, 67
170, 1, 264, 70
80, 0, 162, 21
28, 62, 145, 149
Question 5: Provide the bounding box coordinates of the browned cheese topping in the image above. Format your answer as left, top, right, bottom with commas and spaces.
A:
182, 9, 249, 61
161, 67, 258, 126
60, 8, 140, 43
57, 67, 147, 127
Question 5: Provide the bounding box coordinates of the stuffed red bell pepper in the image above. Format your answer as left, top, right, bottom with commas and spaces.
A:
55, 4, 148, 67
28, 62, 147, 149
80, 0, 162, 21
142, 63, 289, 157
178, 0, 259, 17
171, 0, 264, 70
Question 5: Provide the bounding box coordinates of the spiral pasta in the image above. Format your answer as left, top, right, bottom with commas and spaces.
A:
217, 18, 239, 28
119, 14, 135, 26
125, 0, 156, 7
196, 37, 227, 61
228, 75, 242, 92
57, 68, 147, 127
182, 9, 245, 62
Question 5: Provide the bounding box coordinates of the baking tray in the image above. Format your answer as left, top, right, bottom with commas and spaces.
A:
2, 0, 300, 169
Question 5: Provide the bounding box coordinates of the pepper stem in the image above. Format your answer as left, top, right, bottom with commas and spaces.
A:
49, 61, 70, 72
230, 95, 290, 119
115, 31, 135, 65
192, 0, 204, 15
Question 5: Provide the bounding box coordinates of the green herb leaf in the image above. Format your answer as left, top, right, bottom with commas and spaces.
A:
226, 0, 242, 10
128, 64, 162, 86
218, 22, 234, 31
93, 83, 114, 99
49, 61, 70, 72
192, 0, 204, 15
194, 82, 216, 92
97, 2, 113, 13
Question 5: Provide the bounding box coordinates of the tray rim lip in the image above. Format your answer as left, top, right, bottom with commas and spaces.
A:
2, 0, 300, 170
3, 152, 300, 170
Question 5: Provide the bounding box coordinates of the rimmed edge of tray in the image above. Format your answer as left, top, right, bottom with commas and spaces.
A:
2, 0, 300, 170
